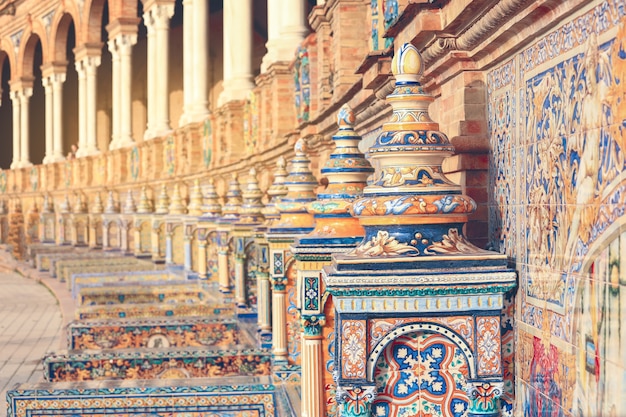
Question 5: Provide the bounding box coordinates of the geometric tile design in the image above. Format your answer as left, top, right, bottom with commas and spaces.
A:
372, 332, 469, 417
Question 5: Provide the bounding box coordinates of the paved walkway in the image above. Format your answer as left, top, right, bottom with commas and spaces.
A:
0, 271, 63, 417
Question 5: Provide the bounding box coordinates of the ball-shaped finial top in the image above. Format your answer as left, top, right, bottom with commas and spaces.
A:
337, 104, 355, 129
294, 138, 307, 155
277, 156, 286, 169
249, 167, 257, 177
391, 43, 424, 83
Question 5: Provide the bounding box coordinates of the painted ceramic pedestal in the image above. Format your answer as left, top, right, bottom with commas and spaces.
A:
40, 212, 56, 244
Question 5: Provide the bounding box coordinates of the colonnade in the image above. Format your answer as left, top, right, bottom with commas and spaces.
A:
2, 0, 312, 168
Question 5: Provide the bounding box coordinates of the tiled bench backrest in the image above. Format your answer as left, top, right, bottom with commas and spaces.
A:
43, 346, 272, 381
67, 316, 240, 349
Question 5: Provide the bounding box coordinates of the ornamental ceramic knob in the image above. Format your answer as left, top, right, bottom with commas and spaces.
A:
221, 173, 243, 220
239, 167, 265, 224
122, 190, 136, 214
276, 138, 318, 212
91, 193, 104, 214
301, 104, 373, 241
155, 184, 170, 214
42, 194, 54, 214
136, 186, 153, 214
270, 139, 317, 234
168, 183, 187, 215
349, 42, 482, 257
187, 179, 204, 216
201, 178, 222, 218
59, 194, 71, 214
262, 156, 289, 222
104, 191, 119, 214
73, 193, 87, 214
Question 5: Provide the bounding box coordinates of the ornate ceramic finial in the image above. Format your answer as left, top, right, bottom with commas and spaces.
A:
239, 167, 265, 224
42, 194, 54, 214
59, 194, 71, 214
168, 183, 187, 215
299, 104, 373, 243
348, 43, 481, 258
155, 184, 170, 214
91, 193, 104, 214
270, 139, 318, 233
220, 173, 243, 221
136, 186, 153, 214
104, 190, 119, 214
201, 178, 222, 218
262, 156, 289, 222
73, 193, 87, 214
122, 190, 137, 214
187, 179, 204, 216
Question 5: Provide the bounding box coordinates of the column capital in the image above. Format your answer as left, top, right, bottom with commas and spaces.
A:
143, 1, 175, 27
106, 17, 140, 40
301, 314, 325, 337
10, 76, 34, 94
73, 43, 103, 61
75, 54, 101, 74
41, 61, 68, 78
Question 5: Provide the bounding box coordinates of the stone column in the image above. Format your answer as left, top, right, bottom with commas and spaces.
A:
108, 38, 121, 147
107, 25, 138, 150
165, 230, 173, 264
277, 0, 307, 60
218, 0, 254, 106
51, 73, 66, 161
234, 253, 246, 307
218, 245, 230, 292
18, 85, 33, 167
75, 47, 102, 157
197, 239, 208, 279
180, 0, 209, 124
191, 0, 209, 120
42, 76, 54, 163
270, 275, 288, 363
183, 234, 192, 270
9, 89, 20, 169
144, 1, 174, 139
301, 318, 324, 417
260, 0, 281, 72
180, 0, 193, 125
257, 270, 271, 333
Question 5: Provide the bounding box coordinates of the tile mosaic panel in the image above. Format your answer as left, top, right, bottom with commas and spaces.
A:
487, 1, 626, 414
71, 271, 180, 298
44, 347, 272, 382
68, 317, 241, 350
77, 282, 210, 306
7, 379, 277, 417
76, 303, 233, 320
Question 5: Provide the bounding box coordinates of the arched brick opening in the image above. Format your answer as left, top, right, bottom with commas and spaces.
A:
0, 51, 12, 169
22, 34, 45, 165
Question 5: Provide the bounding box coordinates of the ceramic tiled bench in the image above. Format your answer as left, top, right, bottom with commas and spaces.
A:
58, 258, 155, 283
35, 249, 97, 271
76, 302, 234, 320
71, 270, 186, 299
43, 346, 272, 381
77, 282, 212, 306
67, 316, 244, 349
7, 376, 278, 417
27, 244, 76, 268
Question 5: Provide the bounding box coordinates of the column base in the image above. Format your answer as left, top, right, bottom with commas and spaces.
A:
45, 154, 66, 164
75, 147, 100, 158
10, 161, 19, 169
18, 161, 33, 168
110, 137, 135, 150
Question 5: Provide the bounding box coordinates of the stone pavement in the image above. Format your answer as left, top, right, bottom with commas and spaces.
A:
0, 270, 63, 417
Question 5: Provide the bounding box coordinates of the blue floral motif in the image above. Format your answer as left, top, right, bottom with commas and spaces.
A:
383, 196, 412, 215
433, 195, 460, 213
